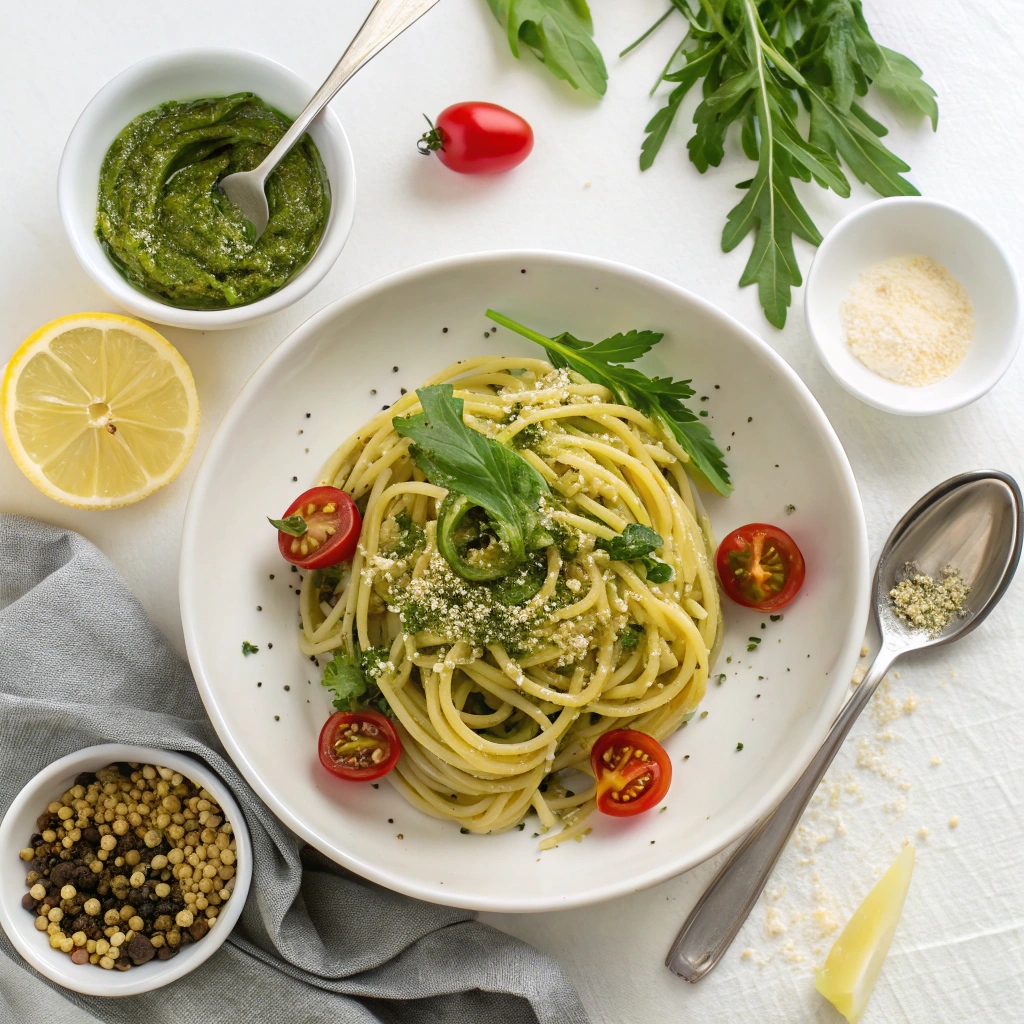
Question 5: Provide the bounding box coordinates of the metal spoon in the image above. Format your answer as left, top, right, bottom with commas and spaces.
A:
220, 0, 440, 239
667, 469, 1022, 982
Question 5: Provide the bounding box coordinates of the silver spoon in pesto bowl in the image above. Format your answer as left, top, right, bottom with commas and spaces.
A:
220, 0, 440, 239
667, 469, 1023, 983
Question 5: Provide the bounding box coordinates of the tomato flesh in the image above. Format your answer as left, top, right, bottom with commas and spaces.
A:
716, 523, 805, 611
318, 710, 401, 781
591, 729, 672, 816
420, 102, 533, 174
275, 486, 361, 570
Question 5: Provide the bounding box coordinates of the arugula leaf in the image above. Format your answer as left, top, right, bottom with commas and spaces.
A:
597, 523, 664, 560
394, 384, 551, 579
268, 514, 307, 537
321, 651, 368, 711
630, 0, 937, 328
484, 0, 607, 98
486, 310, 731, 496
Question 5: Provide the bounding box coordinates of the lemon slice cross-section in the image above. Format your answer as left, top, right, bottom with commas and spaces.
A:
2, 313, 200, 509
815, 841, 915, 1023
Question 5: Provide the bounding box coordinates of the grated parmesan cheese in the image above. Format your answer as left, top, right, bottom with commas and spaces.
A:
840, 255, 974, 386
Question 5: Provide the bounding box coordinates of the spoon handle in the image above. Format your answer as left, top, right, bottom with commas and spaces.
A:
254, 0, 441, 181
666, 645, 900, 982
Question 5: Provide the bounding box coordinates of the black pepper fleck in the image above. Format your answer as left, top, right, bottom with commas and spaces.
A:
305, 413, 311, 418
274, 715, 280, 721
292, 476, 298, 482
442, 327, 448, 333
392, 366, 399, 373
256, 606, 262, 611
284, 685, 290, 691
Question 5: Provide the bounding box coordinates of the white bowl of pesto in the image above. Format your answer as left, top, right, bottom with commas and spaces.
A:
805, 196, 1021, 415
57, 48, 356, 330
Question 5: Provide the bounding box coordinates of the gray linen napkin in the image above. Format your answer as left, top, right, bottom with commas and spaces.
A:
0, 515, 589, 1024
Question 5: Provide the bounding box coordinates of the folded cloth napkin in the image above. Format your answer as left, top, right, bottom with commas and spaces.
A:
0, 516, 589, 1024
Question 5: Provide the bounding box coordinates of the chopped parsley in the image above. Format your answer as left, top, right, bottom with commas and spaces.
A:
747, 636, 761, 651
241, 641, 259, 656
736, 742, 744, 751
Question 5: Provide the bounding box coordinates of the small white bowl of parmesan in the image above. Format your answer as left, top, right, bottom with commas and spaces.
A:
805, 196, 1021, 415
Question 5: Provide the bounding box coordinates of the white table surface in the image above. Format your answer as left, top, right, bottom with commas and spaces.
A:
3, 2, 1022, 1021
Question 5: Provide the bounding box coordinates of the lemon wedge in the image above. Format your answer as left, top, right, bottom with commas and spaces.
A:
2, 313, 200, 509
816, 842, 915, 1023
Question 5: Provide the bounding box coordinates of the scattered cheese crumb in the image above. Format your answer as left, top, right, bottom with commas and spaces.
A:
949, 816, 959, 829
930, 756, 942, 766
917, 826, 930, 840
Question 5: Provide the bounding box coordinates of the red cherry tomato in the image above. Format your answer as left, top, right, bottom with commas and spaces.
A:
591, 729, 672, 817
418, 102, 533, 174
273, 486, 361, 570
715, 523, 806, 611
318, 710, 401, 781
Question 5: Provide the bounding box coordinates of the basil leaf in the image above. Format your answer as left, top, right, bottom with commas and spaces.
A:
393, 384, 551, 579
642, 557, 675, 584
597, 523, 664, 561
268, 514, 307, 537
485, 0, 607, 98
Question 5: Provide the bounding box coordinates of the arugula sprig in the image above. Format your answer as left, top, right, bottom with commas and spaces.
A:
484, 0, 607, 98
631, 0, 937, 328
394, 384, 553, 581
485, 310, 731, 496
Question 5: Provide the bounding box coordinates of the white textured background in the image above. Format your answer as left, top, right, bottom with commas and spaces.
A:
2, 1, 1022, 1021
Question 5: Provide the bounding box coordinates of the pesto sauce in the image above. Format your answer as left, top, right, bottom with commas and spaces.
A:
96, 93, 331, 310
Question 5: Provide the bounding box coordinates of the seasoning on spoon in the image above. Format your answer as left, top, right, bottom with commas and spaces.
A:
840, 255, 974, 387
889, 562, 970, 634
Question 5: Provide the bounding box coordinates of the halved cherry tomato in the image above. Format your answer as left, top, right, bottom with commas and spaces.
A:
272, 486, 361, 570
318, 710, 401, 781
591, 729, 672, 817
418, 102, 533, 174
716, 523, 805, 611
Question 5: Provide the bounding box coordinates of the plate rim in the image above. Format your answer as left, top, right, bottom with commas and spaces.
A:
180, 248, 869, 912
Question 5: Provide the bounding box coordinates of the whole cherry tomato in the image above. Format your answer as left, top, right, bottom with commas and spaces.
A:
318, 710, 402, 781
715, 523, 806, 611
591, 729, 672, 816
270, 485, 361, 570
418, 102, 534, 174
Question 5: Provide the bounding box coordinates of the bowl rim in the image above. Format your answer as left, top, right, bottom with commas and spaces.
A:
0, 743, 252, 996
179, 248, 870, 912
56, 46, 357, 331
805, 195, 1023, 416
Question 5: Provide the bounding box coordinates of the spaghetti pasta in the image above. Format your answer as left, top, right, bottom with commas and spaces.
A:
298, 356, 723, 846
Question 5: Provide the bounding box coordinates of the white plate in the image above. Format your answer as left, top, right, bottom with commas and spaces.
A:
180, 251, 868, 912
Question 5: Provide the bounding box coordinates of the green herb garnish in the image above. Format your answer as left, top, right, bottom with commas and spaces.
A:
321, 651, 368, 710
747, 636, 761, 651
598, 522, 662, 560
268, 514, 307, 537
241, 641, 259, 656
736, 742, 744, 751
619, 624, 643, 650
394, 384, 552, 581
630, 0, 937, 328
321, 646, 394, 713
486, 310, 730, 496
484, 0, 608, 98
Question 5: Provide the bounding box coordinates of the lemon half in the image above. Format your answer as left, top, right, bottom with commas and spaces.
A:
2, 313, 200, 509
815, 842, 915, 1023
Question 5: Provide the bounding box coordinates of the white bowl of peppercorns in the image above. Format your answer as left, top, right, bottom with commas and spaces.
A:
0, 744, 251, 996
